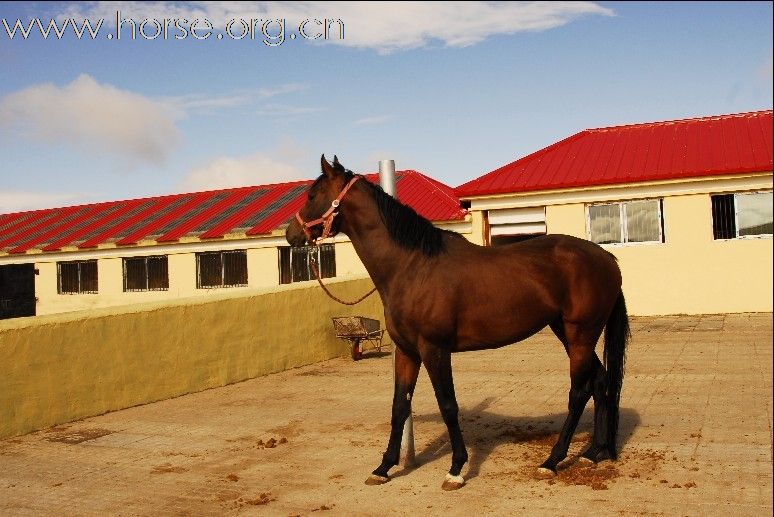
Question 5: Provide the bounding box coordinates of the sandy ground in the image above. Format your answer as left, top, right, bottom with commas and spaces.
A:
1, 313, 771, 516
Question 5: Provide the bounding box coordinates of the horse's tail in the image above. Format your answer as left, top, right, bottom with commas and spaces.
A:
603, 291, 629, 459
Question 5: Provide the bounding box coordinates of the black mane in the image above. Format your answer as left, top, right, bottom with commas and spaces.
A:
357, 174, 451, 257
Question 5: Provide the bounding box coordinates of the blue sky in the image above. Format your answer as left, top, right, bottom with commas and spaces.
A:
0, 1, 771, 213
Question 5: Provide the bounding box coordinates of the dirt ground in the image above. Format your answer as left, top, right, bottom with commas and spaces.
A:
1, 313, 771, 516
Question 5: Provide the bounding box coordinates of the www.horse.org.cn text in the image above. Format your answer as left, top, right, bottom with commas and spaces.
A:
1, 11, 345, 46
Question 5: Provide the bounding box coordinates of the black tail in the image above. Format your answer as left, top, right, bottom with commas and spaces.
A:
603, 291, 629, 459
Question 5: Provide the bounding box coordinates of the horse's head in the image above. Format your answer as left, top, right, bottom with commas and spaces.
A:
286, 154, 355, 247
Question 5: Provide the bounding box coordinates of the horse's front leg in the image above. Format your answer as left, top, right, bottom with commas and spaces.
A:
421, 344, 468, 490
365, 345, 420, 485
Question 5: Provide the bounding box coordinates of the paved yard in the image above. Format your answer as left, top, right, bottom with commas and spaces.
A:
1, 313, 771, 516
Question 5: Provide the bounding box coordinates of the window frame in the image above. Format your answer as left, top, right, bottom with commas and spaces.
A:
122, 255, 169, 292
711, 190, 773, 241
586, 198, 665, 246
278, 244, 336, 284
195, 249, 248, 289
57, 259, 98, 295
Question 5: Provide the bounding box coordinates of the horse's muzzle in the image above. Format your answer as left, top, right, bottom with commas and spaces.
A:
285, 220, 309, 247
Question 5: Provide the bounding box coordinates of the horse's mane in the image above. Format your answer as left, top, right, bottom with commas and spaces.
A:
350, 172, 454, 257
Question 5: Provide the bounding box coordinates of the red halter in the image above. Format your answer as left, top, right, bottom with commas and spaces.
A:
295, 176, 361, 244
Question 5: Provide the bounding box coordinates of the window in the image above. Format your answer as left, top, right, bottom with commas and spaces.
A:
123, 256, 169, 292
58, 260, 98, 294
279, 244, 336, 284
587, 199, 664, 245
712, 191, 773, 239
196, 250, 247, 288
487, 207, 546, 246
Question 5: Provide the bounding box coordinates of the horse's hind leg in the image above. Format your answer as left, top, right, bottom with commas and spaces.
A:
366, 346, 420, 485
537, 321, 601, 477
577, 361, 613, 464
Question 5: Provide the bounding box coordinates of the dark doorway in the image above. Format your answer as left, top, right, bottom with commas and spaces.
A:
0, 264, 36, 319
490, 234, 543, 246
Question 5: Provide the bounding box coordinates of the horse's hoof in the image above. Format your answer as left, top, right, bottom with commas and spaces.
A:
441, 473, 465, 491
575, 456, 595, 467
534, 467, 556, 479
365, 474, 390, 485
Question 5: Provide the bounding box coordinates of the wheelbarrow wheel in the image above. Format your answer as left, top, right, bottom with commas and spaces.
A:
351, 339, 363, 361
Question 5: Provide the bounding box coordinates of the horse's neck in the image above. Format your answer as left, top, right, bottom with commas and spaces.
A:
340, 186, 413, 291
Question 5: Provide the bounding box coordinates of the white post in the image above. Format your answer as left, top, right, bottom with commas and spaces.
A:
379, 159, 415, 468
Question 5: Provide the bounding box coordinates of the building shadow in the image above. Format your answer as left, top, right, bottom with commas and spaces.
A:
390, 397, 641, 482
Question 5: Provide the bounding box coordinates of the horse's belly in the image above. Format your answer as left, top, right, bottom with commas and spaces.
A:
453, 304, 557, 352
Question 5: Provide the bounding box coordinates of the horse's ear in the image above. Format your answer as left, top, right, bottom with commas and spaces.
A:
332, 155, 345, 174
321, 154, 335, 178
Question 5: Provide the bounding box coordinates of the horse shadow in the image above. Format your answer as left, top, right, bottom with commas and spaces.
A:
390, 397, 641, 481
359, 350, 392, 360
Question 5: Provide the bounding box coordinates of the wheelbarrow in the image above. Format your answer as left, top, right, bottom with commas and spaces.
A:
331, 316, 386, 360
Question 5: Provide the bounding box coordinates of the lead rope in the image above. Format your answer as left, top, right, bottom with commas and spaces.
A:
309, 249, 377, 305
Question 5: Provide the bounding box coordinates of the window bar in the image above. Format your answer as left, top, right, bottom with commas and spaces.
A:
621, 203, 627, 244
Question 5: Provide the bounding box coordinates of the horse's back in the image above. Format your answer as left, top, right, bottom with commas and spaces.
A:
496, 234, 622, 321
441, 234, 622, 349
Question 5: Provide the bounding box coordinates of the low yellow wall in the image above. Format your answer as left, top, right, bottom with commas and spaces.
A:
0, 275, 384, 439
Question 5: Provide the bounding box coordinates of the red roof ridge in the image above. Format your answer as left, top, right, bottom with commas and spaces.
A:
402, 170, 467, 216
586, 109, 773, 133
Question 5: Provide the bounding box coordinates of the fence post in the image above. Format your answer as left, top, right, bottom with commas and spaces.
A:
379, 159, 415, 468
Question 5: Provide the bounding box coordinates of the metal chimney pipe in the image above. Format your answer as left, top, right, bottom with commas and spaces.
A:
378, 159, 397, 199
379, 158, 415, 468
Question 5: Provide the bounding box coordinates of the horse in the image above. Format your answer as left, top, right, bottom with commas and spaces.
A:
286, 155, 630, 490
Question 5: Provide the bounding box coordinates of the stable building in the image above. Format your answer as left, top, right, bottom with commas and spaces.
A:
0, 170, 468, 318
456, 110, 773, 316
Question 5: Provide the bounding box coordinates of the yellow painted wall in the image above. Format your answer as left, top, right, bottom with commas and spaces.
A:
0, 275, 384, 439
335, 241, 368, 277
468, 211, 487, 245
247, 247, 279, 287
481, 179, 774, 315
34, 248, 287, 316
546, 194, 772, 315
623, 195, 770, 315
545, 204, 587, 238
35, 253, 252, 315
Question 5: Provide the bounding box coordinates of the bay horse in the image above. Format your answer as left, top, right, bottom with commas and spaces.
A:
286, 156, 629, 490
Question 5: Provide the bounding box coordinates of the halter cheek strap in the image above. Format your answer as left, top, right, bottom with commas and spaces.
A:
295, 175, 361, 244
295, 174, 378, 305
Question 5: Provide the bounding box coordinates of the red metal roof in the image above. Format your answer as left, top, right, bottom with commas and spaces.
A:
456, 110, 773, 198
0, 170, 466, 255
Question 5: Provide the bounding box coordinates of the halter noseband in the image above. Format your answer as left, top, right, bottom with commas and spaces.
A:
295, 175, 360, 244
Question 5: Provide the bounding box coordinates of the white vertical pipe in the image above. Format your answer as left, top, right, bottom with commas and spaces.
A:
378, 159, 415, 468
378, 160, 397, 197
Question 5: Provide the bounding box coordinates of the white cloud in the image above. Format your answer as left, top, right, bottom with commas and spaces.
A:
256, 103, 325, 117
59, 1, 614, 53
0, 190, 87, 213
160, 83, 310, 117
159, 93, 252, 116
181, 152, 306, 190
354, 115, 394, 126
258, 83, 308, 98
0, 74, 180, 165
